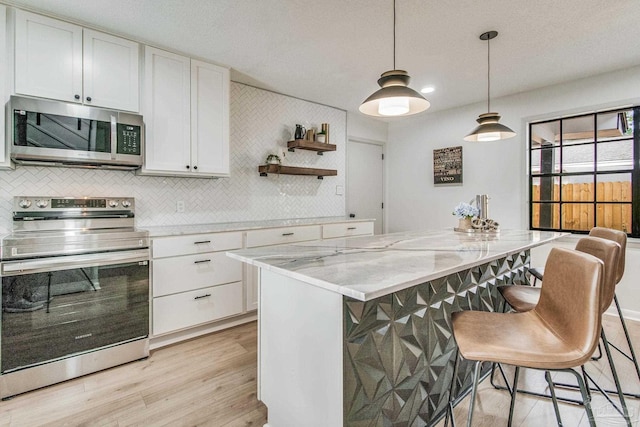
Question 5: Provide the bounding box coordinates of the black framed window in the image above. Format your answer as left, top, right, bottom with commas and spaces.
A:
529, 106, 639, 237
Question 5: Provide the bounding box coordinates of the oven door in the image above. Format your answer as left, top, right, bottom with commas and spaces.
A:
1, 249, 149, 373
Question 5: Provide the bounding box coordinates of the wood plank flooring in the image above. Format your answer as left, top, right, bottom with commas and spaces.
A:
0, 316, 638, 426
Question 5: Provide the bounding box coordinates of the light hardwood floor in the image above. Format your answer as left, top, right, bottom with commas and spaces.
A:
0, 316, 638, 426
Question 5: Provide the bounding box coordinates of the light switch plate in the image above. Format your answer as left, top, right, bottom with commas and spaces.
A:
335, 185, 344, 195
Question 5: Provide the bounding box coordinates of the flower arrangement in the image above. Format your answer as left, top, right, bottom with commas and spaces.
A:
452, 202, 479, 219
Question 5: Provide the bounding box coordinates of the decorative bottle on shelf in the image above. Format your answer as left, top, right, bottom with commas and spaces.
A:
321, 123, 330, 143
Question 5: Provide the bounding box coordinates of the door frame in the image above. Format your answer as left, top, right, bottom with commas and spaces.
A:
346, 137, 386, 234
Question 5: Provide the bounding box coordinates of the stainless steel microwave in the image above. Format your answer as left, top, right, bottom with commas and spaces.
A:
8, 96, 143, 170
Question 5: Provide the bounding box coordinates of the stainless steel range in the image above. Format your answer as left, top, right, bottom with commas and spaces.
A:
0, 196, 149, 399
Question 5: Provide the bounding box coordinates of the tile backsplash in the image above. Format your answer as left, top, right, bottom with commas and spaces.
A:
0, 83, 346, 231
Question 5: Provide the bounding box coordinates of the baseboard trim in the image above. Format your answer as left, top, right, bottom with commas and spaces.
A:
604, 308, 640, 323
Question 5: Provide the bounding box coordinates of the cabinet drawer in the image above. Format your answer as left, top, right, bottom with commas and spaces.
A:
152, 282, 243, 336
152, 252, 242, 297
245, 225, 321, 248
322, 222, 374, 239
152, 232, 242, 258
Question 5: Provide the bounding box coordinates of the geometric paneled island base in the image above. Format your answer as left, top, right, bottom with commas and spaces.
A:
344, 250, 528, 425
227, 229, 564, 426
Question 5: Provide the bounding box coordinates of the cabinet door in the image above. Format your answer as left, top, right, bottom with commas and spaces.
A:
0, 5, 8, 169
83, 29, 139, 111
14, 10, 82, 103
142, 46, 191, 173
190, 59, 230, 176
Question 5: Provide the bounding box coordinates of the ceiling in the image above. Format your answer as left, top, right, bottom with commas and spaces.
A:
5, 0, 640, 117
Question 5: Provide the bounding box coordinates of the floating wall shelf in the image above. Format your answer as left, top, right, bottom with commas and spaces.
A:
258, 164, 337, 179
287, 139, 337, 155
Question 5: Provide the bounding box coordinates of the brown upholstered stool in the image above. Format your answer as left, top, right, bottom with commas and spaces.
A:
446, 247, 604, 427
589, 227, 640, 387
494, 236, 632, 425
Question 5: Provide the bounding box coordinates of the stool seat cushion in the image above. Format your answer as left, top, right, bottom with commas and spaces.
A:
498, 285, 539, 312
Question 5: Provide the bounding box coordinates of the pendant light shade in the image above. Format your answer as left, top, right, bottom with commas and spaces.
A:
464, 31, 516, 141
359, 0, 430, 117
359, 70, 430, 117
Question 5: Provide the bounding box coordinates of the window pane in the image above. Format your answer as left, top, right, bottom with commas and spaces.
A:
562, 144, 594, 172
561, 175, 594, 202
596, 204, 632, 233
562, 116, 594, 145
531, 146, 560, 174
597, 140, 633, 171
596, 110, 633, 142
532, 203, 559, 229
531, 176, 559, 202
596, 174, 632, 202
562, 204, 594, 231
531, 120, 560, 148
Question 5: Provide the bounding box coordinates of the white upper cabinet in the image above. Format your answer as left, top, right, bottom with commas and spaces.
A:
191, 60, 230, 176
82, 29, 139, 111
14, 10, 139, 112
142, 46, 191, 173
0, 5, 8, 169
141, 47, 230, 177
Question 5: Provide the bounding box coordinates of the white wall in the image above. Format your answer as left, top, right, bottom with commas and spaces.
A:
386, 65, 640, 316
387, 65, 640, 232
0, 82, 347, 231
347, 111, 388, 143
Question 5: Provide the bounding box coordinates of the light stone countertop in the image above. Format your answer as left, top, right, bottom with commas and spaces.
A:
227, 229, 565, 301
143, 216, 374, 238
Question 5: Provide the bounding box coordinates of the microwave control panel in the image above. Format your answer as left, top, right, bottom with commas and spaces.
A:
117, 124, 141, 155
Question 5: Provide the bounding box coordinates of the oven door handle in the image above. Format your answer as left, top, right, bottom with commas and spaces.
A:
1, 249, 149, 276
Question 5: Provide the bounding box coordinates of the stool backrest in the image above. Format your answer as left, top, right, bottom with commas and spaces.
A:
535, 247, 603, 364
575, 237, 620, 314
589, 227, 626, 284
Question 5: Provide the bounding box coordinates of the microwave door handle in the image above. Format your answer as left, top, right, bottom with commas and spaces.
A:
111, 114, 117, 160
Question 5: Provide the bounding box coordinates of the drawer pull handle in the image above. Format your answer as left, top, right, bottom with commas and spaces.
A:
194, 240, 211, 244
282, 232, 294, 236
194, 259, 211, 264
347, 227, 357, 230
194, 294, 211, 300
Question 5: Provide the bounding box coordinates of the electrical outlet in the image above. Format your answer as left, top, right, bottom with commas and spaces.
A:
176, 200, 185, 213
335, 185, 344, 195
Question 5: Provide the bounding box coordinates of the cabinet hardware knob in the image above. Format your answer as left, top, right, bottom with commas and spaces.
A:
186, 165, 190, 169
86, 96, 92, 102
194, 294, 211, 300
74, 94, 80, 100
282, 232, 294, 236
347, 227, 357, 230
194, 259, 211, 264
194, 240, 211, 244
193, 166, 198, 170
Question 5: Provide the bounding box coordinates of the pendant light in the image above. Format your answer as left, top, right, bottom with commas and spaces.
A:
464, 31, 516, 141
359, 0, 430, 117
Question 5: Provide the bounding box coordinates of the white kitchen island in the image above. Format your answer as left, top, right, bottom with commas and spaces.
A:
227, 229, 564, 427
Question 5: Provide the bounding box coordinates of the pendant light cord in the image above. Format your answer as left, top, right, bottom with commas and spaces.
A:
393, 0, 396, 70
487, 36, 491, 113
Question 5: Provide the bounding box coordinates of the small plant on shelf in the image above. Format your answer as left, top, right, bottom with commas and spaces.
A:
265, 154, 281, 165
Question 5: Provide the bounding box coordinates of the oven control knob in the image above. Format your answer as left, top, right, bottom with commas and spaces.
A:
109, 200, 119, 208
36, 199, 48, 208
19, 199, 32, 209
121, 200, 131, 208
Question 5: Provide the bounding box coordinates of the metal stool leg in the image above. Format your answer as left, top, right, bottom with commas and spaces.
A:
614, 294, 640, 381
466, 361, 482, 427
445, 349, 460, 427
507, 366, 520, 427
545, 371, 563, 427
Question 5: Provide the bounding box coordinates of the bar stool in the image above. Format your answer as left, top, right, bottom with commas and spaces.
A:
446, 247, 604, 427
496, 235, 632, 425
589, 227, 640, 386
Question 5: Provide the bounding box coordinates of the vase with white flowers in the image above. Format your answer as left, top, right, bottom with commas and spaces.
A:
452, 202, 479, 231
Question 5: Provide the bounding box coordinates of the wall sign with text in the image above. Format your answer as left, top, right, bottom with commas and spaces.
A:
433, 146, 462, 185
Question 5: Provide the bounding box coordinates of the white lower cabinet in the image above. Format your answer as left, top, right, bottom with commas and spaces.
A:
153, 282, 243, 336
151, 231, 244, 336
150, 221, 374, 343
